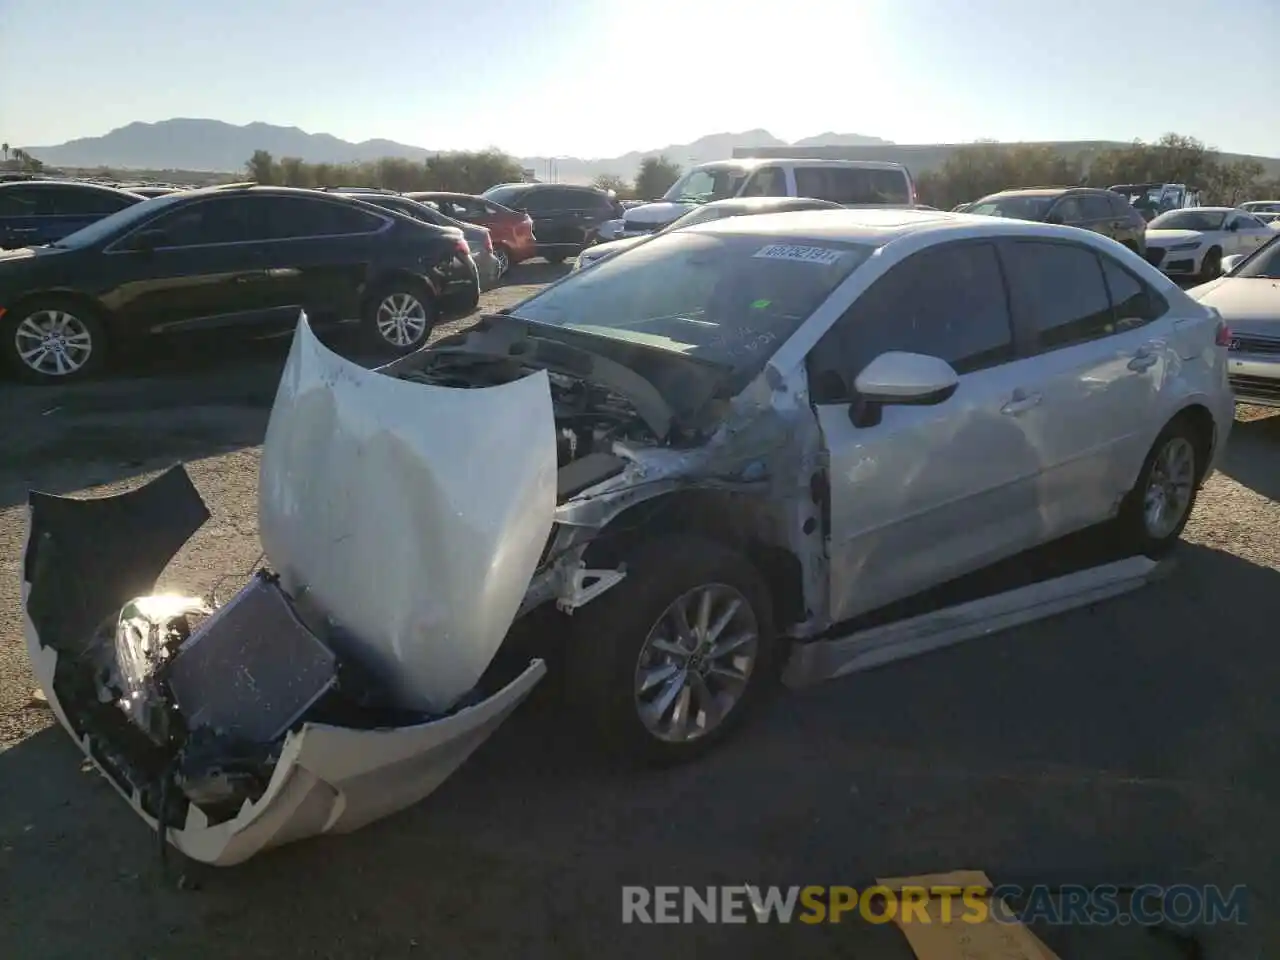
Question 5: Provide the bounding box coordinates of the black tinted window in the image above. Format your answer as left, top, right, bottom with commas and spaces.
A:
483, 185, 529, 208
1079, 195, 1113, 220
256, 196, 386, 239
1051, 197, 1086, 223
1099, 255, 1166, 326
0, 188, 36, 216
141, 197, 264, 246
742, 166, 787, 197
1006, 241, 1113, 349
1106, 192, 1133, 216
794, 167, 910, 205
49, 187, 135, 216
809, 242, 1013, 400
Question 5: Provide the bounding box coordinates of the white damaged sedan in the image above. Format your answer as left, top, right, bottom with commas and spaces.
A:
24, 208, 1234, 865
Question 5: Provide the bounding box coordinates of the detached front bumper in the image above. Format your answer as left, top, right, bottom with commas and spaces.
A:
1227, 337, 1280, 407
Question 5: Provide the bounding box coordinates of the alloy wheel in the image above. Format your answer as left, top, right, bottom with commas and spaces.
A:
633, 583, 759, 743
493, 247, 509, 277
14, 309, 93, 377
1143, 436, 1196, 540
374, 293, 429, 347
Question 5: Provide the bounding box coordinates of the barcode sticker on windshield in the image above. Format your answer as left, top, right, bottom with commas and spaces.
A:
753, 243, 843, 265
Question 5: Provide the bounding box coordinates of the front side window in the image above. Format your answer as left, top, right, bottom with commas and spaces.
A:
1050, 197, 1086, 223
741, 167, 786, 197
1079, 195, 1114, 220
510, 230, 873, 373
1233, 236, 1280, 278
662, 165, 751, 204
139, 197, 265, 246
1004, 241, 1113, 350
967, 195, 1056, 221
0, 188, 36, 216
807, 242, 1014, 401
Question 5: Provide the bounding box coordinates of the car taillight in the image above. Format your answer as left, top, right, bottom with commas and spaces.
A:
1215, 318, 1233, 347
455, 239, 470, 258
483, 231, 492, 251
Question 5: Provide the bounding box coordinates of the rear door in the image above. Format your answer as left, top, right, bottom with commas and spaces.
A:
998, 238, 1170, 534
522, 187, 580, 253
1228, 212, 1274, 253
809, 240, 1047, 621
1078, 193, 1120, 239
250, 194, 391, 325
105, 195, 273, 334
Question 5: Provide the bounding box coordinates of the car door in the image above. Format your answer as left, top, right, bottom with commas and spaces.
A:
106, 195, 274, 334
1078, 193, 1120, 240
807, 240, 1047, 622
250, 194, 390, 326
998, 239, 1169, 534
1229, 212, 1274, 252
518, 188, 568, 249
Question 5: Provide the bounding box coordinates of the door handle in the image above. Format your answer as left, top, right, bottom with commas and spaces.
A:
1000, 391, 1042, 415
234, 273, 265, 284
1128, 346, 1159, 371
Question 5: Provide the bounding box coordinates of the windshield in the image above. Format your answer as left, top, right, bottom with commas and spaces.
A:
661, 166, 750, 204
507, 230, 873, 370
48, 192, 188, 249
1232, 236, 1280, 279
1148, 210, 1226, 231
1242, 201, 1280, 213
966, 195, 1056, 221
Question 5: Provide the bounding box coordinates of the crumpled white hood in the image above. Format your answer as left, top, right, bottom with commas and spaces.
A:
259, 317, 558, 712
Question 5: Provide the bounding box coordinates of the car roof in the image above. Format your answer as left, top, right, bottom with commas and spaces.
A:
680, 206, 1140, 247
701, 196, 843, 212
0, 179, 137, 194
979, 187, 1099, 199
1156, 206, 1236, 214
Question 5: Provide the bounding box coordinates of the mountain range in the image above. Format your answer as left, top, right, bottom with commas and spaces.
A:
21, 119, 894, 181
22, 118, 1280, 183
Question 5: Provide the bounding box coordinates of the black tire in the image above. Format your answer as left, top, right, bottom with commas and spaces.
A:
1200, 247, 1222, 281
360, 278, 437, 356
1117, 418, 1204, 557
544, 252, 568, 265
1, 296, 108, 385
564, 535, 777, 765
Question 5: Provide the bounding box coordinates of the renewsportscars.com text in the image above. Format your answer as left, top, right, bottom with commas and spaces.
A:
621, 884, 1249, 926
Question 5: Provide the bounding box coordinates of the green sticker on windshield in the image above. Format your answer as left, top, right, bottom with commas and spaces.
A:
750, 298, 772, 309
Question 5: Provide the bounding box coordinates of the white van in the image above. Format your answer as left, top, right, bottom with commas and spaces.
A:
618, 158, 916, 237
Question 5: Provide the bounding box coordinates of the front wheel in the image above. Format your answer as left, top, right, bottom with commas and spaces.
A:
564, 535, 777, 765
1118, 420, 1203, 557
361, 281, 436, 355
1200, 247, 1222, 281
2, 297, 107, 384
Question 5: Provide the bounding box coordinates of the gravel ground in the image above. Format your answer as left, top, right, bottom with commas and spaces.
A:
1, 265, 1278, 958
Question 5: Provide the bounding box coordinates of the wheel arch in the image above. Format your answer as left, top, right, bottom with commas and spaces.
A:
359, 268, 441, 317
4, 288, 116, 331
1167, 402, 1217, 482
581, 488, 808, 631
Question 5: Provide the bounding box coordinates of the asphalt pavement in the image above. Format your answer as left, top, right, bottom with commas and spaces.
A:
0, 263, 1277, 959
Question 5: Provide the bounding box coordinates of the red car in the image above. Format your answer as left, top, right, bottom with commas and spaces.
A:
407, 192, 536, 276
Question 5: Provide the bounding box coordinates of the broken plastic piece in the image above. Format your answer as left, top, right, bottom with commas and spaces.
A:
556, 564, 627, 613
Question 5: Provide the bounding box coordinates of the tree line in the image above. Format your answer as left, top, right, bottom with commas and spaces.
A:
239, 133, 1278, 207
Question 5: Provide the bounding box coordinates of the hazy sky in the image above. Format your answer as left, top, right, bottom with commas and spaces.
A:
3, 0, 1279, 158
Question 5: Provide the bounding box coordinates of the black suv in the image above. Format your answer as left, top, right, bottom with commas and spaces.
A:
966, 187, 1148, 257
480, 183, 622, 263
0, 185, 478, 384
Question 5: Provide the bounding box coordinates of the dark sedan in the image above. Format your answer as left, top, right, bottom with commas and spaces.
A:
0, 180, 145, 249
965, 187, 1148, 257
0, 185, 478, 384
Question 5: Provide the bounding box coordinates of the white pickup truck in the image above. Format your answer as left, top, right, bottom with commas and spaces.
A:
611, 158, 917, 239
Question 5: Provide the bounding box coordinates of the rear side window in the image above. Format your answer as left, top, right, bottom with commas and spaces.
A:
1106, 192, 1134, 217
808, 242, 1013, 401
794, 167, 910, 205
742, 166, 787, 197
1099, 255, 1167, 326
483, 185, 529, 208
1004, 241, 1113, 349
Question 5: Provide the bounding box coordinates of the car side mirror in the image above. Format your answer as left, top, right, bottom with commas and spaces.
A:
849, 352, 959, 426
1220, 254, 1245, 274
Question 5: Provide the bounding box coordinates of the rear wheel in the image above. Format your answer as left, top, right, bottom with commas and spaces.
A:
1118, 419, 1203, 557
361, 280, 436, 355
2, 296, 107, 384
492, 245, 510, 278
